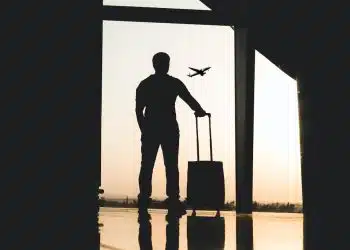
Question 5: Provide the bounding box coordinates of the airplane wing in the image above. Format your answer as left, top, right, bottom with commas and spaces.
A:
188, 72, 200, 77
189, 67, 201, 73
202, 67, 211, 71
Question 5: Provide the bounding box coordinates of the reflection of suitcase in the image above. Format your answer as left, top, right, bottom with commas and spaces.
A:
187, 216, 225, 250
186, 114, 225, 216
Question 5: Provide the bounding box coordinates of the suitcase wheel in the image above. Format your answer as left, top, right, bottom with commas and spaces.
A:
191, 209, 196, 217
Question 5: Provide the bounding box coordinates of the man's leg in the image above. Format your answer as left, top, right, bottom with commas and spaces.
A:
138, 133, 160, 209
161, 133, 180, 201
161, 132, 186, 215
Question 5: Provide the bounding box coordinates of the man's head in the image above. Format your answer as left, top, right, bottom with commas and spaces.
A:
152, 52, 170, 74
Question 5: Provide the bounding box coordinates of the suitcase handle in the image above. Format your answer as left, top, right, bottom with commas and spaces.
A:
195, 113, 213, 161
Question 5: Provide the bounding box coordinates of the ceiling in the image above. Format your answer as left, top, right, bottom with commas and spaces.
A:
200, 0, 345, 79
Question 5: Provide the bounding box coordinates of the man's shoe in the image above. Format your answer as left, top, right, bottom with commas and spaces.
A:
165, 212, 181, 222
177, 201, 187, 215
167, 200, 187, 217
137, 197, 151, 209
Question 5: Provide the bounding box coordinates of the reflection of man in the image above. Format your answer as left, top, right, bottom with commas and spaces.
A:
136, 52, 207, 216
165, 216, 180, 250
138, 213, 180, 250
138, 214, 152, 250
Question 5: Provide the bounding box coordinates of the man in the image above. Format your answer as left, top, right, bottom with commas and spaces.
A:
136, 52, 207, 216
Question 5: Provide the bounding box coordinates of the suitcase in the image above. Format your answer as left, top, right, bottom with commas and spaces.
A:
186, 113, 225, 216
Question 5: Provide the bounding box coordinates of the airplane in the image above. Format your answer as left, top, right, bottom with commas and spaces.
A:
187, 67, 211, 77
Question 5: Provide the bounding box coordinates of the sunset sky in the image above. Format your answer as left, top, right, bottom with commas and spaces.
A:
101, 0, 302, 203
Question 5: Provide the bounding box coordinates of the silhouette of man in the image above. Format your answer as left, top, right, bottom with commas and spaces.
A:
136, 52, 207, 216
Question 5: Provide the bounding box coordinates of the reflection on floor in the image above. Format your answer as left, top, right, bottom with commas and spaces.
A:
187, 216, 225, 249
138, 213, 228, 250
99, 208, 303, 250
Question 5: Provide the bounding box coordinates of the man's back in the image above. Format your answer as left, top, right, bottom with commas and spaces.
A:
136, 74, 185, 128
135, 54, 205, 136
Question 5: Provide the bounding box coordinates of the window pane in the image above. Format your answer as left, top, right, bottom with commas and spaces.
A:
103, 0, 211, 10
253, 51, 302, 205
102, 21, 234, 202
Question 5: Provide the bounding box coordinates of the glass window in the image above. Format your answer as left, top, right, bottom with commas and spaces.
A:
253, 51, 302, 205
102, 21, 234, 201
103, 0, 211, 10
101, 20, 302, 213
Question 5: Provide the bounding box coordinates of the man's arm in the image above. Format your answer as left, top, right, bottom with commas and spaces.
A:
178, 80, 206, 116
135, 86, 146, 132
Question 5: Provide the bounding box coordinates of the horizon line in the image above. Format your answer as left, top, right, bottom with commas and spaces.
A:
102, 195, 302, 204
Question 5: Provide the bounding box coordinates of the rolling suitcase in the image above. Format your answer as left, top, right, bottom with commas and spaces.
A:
186, 113, 225, 216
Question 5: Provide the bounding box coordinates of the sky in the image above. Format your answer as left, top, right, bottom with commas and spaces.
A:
101, 0, 302, 203
103, 0, 211, 10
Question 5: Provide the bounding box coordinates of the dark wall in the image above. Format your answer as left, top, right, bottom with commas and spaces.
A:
5, 2, 102, 249
298, 42, 348, 248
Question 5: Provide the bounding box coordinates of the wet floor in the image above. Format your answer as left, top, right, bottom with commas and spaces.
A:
99, 208, 303, 250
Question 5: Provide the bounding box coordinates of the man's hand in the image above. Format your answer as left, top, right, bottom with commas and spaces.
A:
195, 109, 207, 117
